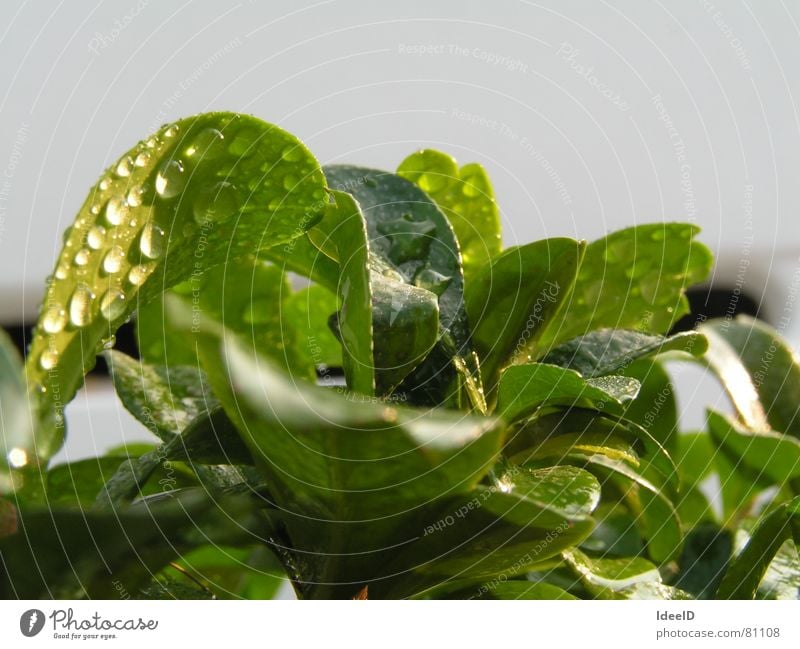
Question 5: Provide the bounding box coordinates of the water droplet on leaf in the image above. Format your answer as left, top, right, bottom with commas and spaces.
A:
103, 246, 125, 274
73, 248, 91, 267
100, 289, 126, 320
186, 128, 225, 159
128, 264, 153, 286
39, 348, 58, 370
105, 198, 128, 225
139, 223, 165, 259
115, 156, 133, 177
69, 284, 94, 327
42, 306, 67, 333
155, 160, 186, 198
87, 225, 106, 250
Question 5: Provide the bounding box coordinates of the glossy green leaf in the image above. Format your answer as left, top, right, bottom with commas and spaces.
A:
185, 301, 505, 596
673, 431, 718, 527
201, 327, 504, 517
717, 495, 800, 599
496, 363, 640, 423
510, 410, 682, 563
281, 284, 342, 370
25, 112, 327, 459
701, 316, 800, 439
619, 359, 679, 453
538, 223, 713, 351
314, 190, 374, 394
369, 270, 440, 394
541, 329, 707, 379
707, 410, 800, 484
465, 238, 585, 387
564, 548, 692, 599
387, 464, 599, 597
106, 350, 217, 442
397, 149, 502, 282
167, 406, 254, 466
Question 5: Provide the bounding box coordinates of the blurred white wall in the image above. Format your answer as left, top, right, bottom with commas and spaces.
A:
1, 0, 798, 454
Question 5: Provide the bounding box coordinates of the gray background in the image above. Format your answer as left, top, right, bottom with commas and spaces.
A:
0, 0, 797, 466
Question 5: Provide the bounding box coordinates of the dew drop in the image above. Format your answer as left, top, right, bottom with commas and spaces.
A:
99, 178, 110, 191
73, 248, 91, 267
228, 128, 258, 157
105, 197, 129, 225
461, 179, 481, 197
90, 204, 101, 215
186, 128, 225, 159
103, 246, 125, 274
163, 124, 179, 138
283, 174, 298, 191
135, 151, 151, 167
192, 182, 238, 224
39, 348, 59, 371
100, 334, 117, 350
116, 156, 133, 177
42, 306, 67, 334
128, 264, 153, 286
100, 289, 126, 320
418, 172, 445, 193
87, 225, 106, 250
139, 223, 165, 260
155, 160, 186, 198
55, 262, 69, 280
69, 284, 94, 327
280, 145, 303, 162
126, 185, 145, 207
145, 137, 158, 149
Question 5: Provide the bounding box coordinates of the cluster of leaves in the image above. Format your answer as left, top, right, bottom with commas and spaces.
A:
1, 113, 799, 599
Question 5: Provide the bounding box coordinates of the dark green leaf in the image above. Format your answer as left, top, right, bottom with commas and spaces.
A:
323, 165, 479, 409
0, 489, 267, 598
387, 465, 599, 598
541, 329, 707, 379
397, 149, 501, 282
717, 495, 800, 599
106, 350, 217, 442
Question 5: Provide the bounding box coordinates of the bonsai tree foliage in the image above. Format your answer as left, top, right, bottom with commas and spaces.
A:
1, 112, 799, 599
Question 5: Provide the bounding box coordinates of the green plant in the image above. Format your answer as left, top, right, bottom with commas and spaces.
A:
1, 111, 799, 599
